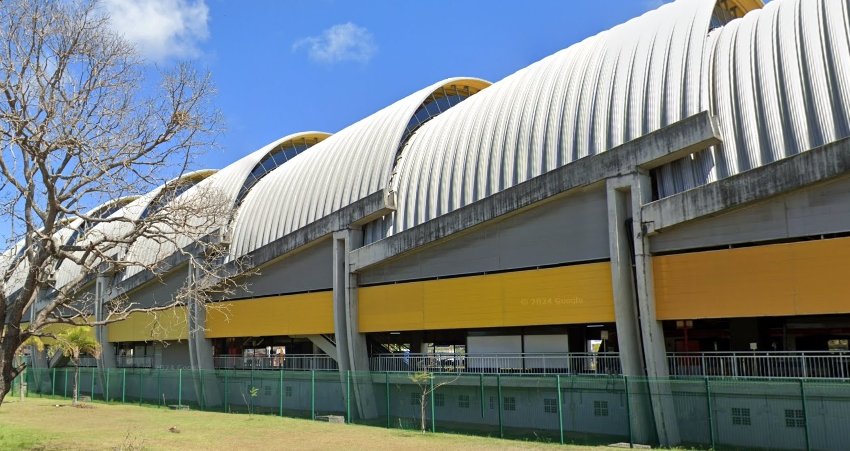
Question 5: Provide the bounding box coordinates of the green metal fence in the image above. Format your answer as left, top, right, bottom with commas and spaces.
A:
22, 367, 850, 450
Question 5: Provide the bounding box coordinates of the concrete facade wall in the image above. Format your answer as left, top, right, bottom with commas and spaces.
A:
650, 175, 850, 253
124, 269, 188, 309
359, 188, 609, 285
233, 241, 333, 298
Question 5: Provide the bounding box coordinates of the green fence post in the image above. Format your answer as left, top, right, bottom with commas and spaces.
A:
90, 367, 95, 400
624, 376, 633, 448
63, 368, 68, 398
51, 368, 56, 397
385, 372, 391, 429
122, 369, 126, 403
157, 368, 162, 407
138, 370, 142, 405
224, 370, 229, 413
105, 369, 110, 403
429, 374, 436, 433
800, 379, 811, 451
178, 368, 183, 407
199, 369, 206, 411
557, 375, 564, 445
705, 378, 715, 450
346, 371, 352, 424
497, 374, 503, 439
279, 370, 284, 417
479, 373, 485, 418
310, 370, 316, 420
250, 369, 255, 414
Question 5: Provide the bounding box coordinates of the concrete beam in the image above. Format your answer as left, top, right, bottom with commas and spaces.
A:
351, 111, 720, 272
105, 190, 390, 302
643, 136, 850, 234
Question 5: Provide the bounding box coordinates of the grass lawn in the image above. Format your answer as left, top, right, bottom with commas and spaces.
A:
0, 397, 613, 450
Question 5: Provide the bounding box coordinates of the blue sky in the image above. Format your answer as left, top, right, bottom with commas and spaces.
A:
106, 0, 677, 170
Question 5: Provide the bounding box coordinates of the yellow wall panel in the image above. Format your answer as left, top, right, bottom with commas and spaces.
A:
359, 262, 614, 333
654, 237, 850, 320
107, 308, 188, 342
358, 283, 424, 332
205, 291, 334, 338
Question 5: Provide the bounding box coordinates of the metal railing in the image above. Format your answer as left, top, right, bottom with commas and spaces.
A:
75, 350, 850, 378
369, 352, 623, 375
116, 356, 153, 368
370, 351, 850, 378
667, 351, 850, 379
213, 354, 338, 371
77, 357, 98, 367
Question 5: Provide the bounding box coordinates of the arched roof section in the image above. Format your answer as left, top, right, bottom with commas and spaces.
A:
53, 170, 215, 289
388, 0, 719, 234
229, 77, 490, 258
120, 132, 329, 280
2, 196, 138, 297
655, 0, 850, 195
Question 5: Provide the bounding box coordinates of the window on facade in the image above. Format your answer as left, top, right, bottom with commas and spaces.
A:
234, 136, 324, 208
434, 393, 445, 407
458, 394, 470, 409
503, 396, 516, 411
139, 177, 202, 220
785, 409, 805, 428
285, 386, 293, 397
732, 407, 751, 426
544, 398, 558, 414
390, 83, 484, 171
593, 400, 609, 417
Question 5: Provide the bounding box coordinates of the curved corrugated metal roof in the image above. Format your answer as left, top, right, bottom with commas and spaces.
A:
53, 170, 216, 289
387, 0, 717, 234
656, 0, 850, 194
120, 132, 330, 279
228, 77, 491, 258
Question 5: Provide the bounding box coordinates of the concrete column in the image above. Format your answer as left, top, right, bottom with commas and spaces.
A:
186, 260, 220, 409
607, 177, 656, 445
606, 178, 644, 377
94, 274, 116, 369
629, 172, 680, 447
333, 228, 378, 419
186, 261, 215, 372
606, 173, 680, 446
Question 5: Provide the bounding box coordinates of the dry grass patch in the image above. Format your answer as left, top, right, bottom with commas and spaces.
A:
0, 397, 607, 450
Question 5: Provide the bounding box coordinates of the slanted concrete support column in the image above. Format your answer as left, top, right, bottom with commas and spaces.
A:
94, 274, 116, 370
186, 261, 215, 372
333, 228, 378, 419
607, 173, 679, 447
186, 260, 220, 408
607, 178, 644, 377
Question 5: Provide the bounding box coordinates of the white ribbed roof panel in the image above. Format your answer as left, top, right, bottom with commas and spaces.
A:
120, 132, 329, 280
389, 0, 716, 233
228, 77, 489, 258
53, 170, 215, 289
656, 0, 850, 195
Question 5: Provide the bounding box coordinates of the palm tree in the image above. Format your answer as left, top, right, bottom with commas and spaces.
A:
52, 327, 101, 406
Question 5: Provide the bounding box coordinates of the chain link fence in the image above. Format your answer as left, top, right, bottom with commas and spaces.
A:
19, 367, 850, 450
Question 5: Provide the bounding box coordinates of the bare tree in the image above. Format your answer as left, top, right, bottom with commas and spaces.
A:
0, 0, 232, 405
409, 370, 461, 433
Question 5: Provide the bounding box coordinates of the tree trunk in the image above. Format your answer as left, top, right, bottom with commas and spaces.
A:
0, 338, 21, 407
73, 366, 79, 406
420, 393, 427, 433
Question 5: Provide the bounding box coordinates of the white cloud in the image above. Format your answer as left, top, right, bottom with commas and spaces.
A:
102, 0, 210, 62
293, 23, 377, 65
